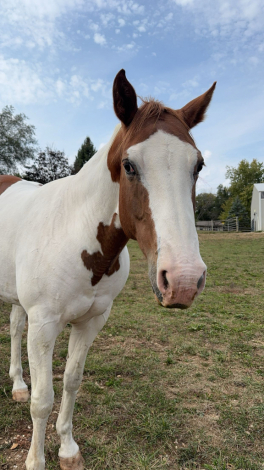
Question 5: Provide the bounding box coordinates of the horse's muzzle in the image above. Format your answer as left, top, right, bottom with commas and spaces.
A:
150, 263, 207, 309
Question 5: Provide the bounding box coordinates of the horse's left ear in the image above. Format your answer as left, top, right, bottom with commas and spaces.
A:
179, 82, 216, 129
113, 69, 138, 127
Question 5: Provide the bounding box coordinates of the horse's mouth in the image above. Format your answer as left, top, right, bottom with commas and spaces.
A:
149, 266, 191, 310
150, 279, 188, 309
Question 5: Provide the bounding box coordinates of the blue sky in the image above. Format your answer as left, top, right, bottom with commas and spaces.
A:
0, 0, 263, 193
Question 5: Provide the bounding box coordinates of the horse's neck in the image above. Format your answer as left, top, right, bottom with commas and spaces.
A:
71, 124, 124, 239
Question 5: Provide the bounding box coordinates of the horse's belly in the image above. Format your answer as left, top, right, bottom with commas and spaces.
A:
0, 180, 40, 306
0, 253, 19, 304
0, 221, 19, 305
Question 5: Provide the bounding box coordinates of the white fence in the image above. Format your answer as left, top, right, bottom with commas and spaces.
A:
196, 217, 251, 232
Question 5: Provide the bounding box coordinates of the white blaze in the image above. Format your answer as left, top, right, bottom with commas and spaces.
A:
127, 130, 206, 295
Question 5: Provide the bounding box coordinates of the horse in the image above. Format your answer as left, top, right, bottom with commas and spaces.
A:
0, 69, 215, 470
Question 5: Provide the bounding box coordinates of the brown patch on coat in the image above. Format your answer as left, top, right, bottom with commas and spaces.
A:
108, 101, 203, 257
81, 213, 128, 286
107, 101, 198, 257
118, 166, 157, 259
0, 175, 21, 196
107, 71, 215, 281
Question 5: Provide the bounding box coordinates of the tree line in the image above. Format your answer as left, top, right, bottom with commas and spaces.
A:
0, 106, 96, 183
196, 159, 264, 223
0, 105, 263, 222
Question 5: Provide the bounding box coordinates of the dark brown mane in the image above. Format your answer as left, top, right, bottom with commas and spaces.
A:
114, 98, 194, 155
108, 97, 196, 182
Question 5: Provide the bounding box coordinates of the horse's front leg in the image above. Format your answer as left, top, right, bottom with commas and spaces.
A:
56, 305, 111, 470
25, 313, 61, 470
9, 305, 30, 402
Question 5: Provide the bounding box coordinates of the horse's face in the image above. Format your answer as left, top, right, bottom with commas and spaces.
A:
109, 70, 216, 309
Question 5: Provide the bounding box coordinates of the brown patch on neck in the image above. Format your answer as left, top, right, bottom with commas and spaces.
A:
0, 175, 21, 196
81, 213, 128, 286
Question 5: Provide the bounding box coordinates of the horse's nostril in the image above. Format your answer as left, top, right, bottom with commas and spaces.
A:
197, 271, 206, 290
162, 270, 169, 289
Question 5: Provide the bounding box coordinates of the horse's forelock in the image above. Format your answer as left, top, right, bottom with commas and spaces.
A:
107, 99, 196, 182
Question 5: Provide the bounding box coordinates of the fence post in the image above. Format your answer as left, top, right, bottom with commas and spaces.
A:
236, 216, 239, 232
211, 220, 213, 231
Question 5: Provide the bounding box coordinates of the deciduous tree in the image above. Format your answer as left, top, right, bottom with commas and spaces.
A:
195, 193, 217, 221
226, 159, 264, 214
24, 147, 71, 184
0, 105, 38, 174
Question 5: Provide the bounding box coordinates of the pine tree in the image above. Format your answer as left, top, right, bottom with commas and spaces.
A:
72, 137, 96, 174
24, 147, 71, 184
227, 196, 250, 224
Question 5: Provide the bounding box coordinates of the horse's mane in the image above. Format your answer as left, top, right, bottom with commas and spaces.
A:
117, 98, 191, 153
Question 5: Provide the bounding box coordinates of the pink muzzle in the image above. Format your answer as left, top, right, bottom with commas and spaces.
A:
156, 264, 207, 309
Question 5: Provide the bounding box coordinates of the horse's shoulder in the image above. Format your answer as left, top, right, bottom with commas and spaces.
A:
0, 175, 21, 196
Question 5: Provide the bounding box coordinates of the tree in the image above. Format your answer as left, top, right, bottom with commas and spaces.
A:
227, 196, 250, 225
24, 147, 71, 184
220, 197, 234, 220
226, 159, 264, 214
0, 105, 38, 174
195, 193, 217, 221
72, 136, 96, 174
214, 184, 230, 216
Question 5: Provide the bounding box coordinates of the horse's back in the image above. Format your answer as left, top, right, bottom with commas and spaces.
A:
0, 175, 22, 195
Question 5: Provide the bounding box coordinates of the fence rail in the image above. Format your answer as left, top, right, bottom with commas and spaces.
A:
196, 217, 251, 232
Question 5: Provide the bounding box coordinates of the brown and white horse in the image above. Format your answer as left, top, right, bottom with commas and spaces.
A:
0, 70, 215, 470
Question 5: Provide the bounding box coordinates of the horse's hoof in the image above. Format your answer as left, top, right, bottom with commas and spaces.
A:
12, 388, 30, 402
60, 451, 84, 470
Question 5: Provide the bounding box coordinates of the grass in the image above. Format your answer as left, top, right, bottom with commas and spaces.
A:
1, 231, 264, 469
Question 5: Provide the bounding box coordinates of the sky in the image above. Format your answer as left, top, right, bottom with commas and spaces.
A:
0, 0, 263, 193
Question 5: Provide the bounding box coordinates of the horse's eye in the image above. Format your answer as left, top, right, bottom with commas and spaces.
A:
123, 161, 135, 176
197, 161, 204, 173
194, 161, 204, 177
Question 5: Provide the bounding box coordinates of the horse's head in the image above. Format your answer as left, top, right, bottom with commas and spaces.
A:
108, 69, 216, 309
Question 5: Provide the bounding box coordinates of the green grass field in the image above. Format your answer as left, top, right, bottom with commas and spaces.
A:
1, 232, 264, 470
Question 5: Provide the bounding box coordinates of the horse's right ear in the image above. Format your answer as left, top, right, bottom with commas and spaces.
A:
113, 69, 138, 127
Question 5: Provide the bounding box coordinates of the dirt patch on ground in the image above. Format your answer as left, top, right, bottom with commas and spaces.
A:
214, 285, 260, 295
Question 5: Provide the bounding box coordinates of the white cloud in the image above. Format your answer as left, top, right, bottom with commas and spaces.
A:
89, 22, 100, 31
0, 0, 145, 52
118, 18, 126, 27
174, 0, 193, 5
56, 79, 66, 97
100, 12, 114, 25
203, 150, 212, 160
0, 54, 110, 106
165, 12, 173, 20
183, 77, 199, 88
94, 33, 106, 45
171, 0, 264, 39
249, 56, 260, 65
0, 56, 50, 104
116, 41, 137, 52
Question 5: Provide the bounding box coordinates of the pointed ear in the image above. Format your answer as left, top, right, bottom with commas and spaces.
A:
113, 69, 138, 127
179, 82, 216, 129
